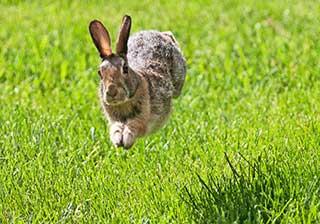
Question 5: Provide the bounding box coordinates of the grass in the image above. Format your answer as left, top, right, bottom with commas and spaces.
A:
183, 153, 320, 223
0, 0, 320, 223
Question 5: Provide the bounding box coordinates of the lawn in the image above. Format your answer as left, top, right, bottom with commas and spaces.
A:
0, 0, 320, 223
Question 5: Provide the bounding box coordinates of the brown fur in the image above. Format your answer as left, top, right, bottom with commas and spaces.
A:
89, 15, 186, 149
101, 75, 149, 134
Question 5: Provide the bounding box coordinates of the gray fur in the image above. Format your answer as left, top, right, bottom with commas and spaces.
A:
127, 31, 186, 131
128, 31, 186, 98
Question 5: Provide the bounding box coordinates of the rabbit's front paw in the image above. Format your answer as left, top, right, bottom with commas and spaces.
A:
110, 131, 123, 147
122, 127, 136, 149
110, 122, 124, 147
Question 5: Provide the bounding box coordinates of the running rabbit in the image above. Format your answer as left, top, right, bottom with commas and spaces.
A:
89, 15, 186, 149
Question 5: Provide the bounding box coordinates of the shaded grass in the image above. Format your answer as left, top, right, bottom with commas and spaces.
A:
183, 152, 320, 223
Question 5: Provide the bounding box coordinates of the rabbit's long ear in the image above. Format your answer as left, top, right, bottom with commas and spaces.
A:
89, 20, 112, 58
116, 15, 131, 56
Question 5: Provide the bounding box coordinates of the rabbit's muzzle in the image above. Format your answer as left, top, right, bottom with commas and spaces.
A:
106, 84, 118, 98
102, 83, 128, 105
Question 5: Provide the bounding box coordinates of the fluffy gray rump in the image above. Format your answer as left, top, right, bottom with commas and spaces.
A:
127, 31, 186, 99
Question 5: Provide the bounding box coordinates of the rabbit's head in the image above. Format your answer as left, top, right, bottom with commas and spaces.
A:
89, 15, 138, 105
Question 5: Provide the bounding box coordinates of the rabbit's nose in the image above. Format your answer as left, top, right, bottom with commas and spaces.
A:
106, 84, 118, 98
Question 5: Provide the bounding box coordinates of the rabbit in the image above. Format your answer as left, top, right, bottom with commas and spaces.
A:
89, 15, 186, 149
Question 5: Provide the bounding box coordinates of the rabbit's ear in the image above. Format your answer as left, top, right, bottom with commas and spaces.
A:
89, 20, 112, 58
116, 15, 131, 56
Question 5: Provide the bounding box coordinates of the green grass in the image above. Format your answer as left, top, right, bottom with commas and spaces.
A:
1, 0, 320, 223
184, 153, 320, 223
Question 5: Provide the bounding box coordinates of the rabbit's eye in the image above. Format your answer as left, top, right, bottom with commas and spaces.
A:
123, 64, 128, 74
